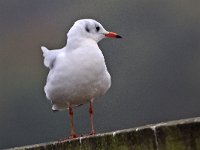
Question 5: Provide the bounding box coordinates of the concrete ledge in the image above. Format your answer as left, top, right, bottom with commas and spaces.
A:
10, 117, 200, 150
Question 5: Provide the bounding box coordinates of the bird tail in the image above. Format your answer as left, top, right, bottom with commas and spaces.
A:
41, 46, 49, 56
41, 46, 51, 68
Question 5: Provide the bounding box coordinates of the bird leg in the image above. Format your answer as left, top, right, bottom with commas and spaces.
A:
67, 104, 78, 138
89, 99, 95, 135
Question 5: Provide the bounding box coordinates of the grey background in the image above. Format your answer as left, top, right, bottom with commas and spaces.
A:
0, 0, 200, 149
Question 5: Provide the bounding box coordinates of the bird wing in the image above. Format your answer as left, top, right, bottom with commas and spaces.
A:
41, 46, 61, 69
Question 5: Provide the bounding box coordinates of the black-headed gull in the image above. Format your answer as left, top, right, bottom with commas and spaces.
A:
41, 19, 122, 138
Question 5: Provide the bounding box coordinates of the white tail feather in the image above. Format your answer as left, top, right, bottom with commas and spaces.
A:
41, 46, 51, 68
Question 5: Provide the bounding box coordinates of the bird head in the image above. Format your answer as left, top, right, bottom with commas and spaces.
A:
67, 19, 122, 43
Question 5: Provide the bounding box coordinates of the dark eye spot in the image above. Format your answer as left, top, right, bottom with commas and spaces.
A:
96, 26, 100, 32
85, 25, 90, 32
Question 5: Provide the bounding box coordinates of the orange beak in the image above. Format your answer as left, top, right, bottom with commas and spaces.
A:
105, 32, 122, 38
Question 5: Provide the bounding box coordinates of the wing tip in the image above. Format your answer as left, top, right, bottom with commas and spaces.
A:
41, 46, 48, 53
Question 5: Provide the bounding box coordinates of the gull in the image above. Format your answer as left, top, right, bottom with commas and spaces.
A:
41, 19, 122, 138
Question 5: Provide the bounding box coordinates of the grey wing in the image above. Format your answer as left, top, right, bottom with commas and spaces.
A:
41, 46, 61, 69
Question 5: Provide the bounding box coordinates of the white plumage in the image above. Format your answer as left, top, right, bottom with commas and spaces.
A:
41, 19, 116, 111
41, 19, 121, 137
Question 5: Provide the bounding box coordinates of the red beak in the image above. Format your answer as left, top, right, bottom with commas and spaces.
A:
105, 32, 122, 38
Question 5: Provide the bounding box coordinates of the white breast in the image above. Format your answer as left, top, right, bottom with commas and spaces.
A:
44, 42, 111, 109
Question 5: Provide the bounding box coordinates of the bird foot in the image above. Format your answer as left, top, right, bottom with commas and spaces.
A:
68, 134, 79, 139
89, 131, 96, 135
58, 134, 79, 142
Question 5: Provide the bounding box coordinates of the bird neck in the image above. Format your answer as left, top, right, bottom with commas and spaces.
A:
66, 36, 98, 50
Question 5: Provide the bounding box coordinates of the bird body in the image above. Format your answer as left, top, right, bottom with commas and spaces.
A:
41, 19, 121, 137
43, 40, 111, 110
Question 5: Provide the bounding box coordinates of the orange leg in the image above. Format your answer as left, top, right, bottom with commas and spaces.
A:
68, 104, 78, 138
89, 99, 95, 135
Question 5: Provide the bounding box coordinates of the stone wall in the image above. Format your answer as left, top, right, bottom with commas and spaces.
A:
10, 117, 200, 150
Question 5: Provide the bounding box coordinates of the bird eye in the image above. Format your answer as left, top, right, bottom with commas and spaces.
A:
96, 26, 100, 32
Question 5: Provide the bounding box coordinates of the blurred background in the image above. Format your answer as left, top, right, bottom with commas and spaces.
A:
0, 0, 200, 149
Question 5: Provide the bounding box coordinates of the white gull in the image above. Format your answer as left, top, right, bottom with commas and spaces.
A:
41, 19, 122, 138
